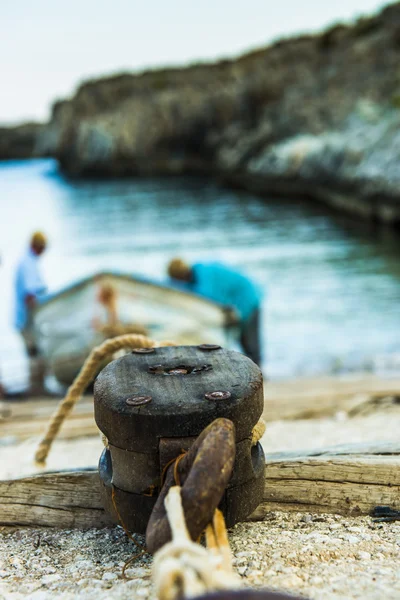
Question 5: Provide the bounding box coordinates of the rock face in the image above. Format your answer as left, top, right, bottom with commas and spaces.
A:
0, 123, 44, 160
33, 3, 400, 222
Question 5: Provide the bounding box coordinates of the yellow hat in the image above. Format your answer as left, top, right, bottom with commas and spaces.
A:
168, 258, 191, 280
31, 231, 47, 249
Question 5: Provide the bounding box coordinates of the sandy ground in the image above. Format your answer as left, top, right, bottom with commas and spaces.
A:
0, 513, 399, 600
0, 411, 399, 599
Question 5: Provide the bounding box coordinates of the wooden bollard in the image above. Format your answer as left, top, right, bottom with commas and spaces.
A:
94, 345, 265, 536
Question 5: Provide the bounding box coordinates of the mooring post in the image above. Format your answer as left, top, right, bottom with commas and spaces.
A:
94, 345, 265, 536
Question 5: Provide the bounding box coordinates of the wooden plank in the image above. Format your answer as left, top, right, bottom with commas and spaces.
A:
1, 414, 98, 442
265, 440, 400, 458
253, 442, 400, 518
0, 471, 111, 528
0, 402, 12, 420
263, 376, 400, 420
2, 397, 94, 421
0, 442, 398, 528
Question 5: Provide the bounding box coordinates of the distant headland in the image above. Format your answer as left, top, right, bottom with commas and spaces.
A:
2, 2, 400, 224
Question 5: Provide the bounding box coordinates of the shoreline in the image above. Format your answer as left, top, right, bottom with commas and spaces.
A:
221, 172, 400, 226
3, 155, 400, 229
3, 4, 400, 227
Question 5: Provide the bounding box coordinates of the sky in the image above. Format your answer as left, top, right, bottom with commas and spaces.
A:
0, 0, 388, 124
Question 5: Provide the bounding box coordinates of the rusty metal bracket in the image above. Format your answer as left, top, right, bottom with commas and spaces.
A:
146, 418, 236, 554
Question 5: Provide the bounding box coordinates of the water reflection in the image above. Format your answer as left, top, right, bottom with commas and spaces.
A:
1, 158, 400, 390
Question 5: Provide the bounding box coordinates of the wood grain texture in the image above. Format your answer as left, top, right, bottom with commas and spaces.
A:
0, 470, 111, 528
1, 442, 398, 528
263, 376, 400, 421
1, 413, 97, 442
3, 398, 94, 421
254, 442, 400, 517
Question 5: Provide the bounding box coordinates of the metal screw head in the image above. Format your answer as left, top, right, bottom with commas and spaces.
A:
168, 368, 188, 375
131, 348, 155, 354
198, 344, 221, 351
204, 390, 231, 401
126, 395, 152, 406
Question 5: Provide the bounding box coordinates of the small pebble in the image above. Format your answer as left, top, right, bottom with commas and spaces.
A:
102, 572, 118, 581
40, 574, 61, 585
301, 515, 313, 523
356, 551, 371, 560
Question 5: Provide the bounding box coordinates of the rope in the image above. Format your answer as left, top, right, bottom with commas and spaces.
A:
205, 509, 234, 574
34, 334, 166, 466
251, 417, 266, 445
152, 486, 241, 600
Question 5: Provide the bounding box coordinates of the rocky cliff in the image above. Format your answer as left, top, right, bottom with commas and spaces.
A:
0, 123, 44, 160
13, 3, 400, 222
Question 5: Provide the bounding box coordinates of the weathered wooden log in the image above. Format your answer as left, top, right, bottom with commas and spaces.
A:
253, 442, 400, 518
0, 470, 110, 528
0, 442, 398, 528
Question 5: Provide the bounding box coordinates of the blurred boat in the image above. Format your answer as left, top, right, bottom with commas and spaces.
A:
32, 271, 238, 386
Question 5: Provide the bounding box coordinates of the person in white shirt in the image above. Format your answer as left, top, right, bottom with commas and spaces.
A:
14, 232, 47, 395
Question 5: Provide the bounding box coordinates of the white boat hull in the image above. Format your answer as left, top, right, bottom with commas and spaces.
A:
33, 272, 238, 385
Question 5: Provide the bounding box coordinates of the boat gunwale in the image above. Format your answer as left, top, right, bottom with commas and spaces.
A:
33, 270, 239, 325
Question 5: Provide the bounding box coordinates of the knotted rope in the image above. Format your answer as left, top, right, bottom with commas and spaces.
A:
153, 486, 241, 600
34, 334, 266, 466
34, 334, 174, 466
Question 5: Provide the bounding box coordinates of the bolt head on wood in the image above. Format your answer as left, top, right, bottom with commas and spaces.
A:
125, 395, 152, 406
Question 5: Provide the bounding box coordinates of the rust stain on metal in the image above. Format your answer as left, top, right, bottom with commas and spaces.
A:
146, 417, 236, 554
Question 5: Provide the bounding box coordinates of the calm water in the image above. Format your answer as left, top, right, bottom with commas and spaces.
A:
1, 159, 400, 391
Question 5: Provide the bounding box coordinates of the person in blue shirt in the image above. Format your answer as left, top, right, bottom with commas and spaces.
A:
168, 258, 263, 365
14, 232, 48, 395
